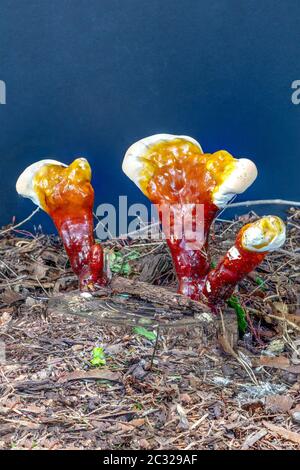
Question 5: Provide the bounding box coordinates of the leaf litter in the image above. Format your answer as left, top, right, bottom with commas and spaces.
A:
0, 208, 299, 450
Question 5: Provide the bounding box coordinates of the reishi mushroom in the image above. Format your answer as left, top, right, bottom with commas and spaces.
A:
202, 215, 286, 305
122, 134, 286, 303
16, 158, 106, 290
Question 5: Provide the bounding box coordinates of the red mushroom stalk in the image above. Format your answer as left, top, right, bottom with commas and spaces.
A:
202, 215, 286, 305
16, 158, 106, 290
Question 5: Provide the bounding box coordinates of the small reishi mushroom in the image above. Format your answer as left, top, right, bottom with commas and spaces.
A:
122, 134, 258, 299
16, 158, 106, 290
203, 215, 286, 305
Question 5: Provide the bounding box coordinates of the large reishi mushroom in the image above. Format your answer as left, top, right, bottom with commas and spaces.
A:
122, 134, 285, 303
16, 158, 106, 290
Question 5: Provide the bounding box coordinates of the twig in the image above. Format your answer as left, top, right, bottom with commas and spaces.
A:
149, 326, 160, 371
287, 221, 300, 230
219, 308, 258, 385
246, 258, 294, 297
225, 198, 300, 209
267, 314, 300, 332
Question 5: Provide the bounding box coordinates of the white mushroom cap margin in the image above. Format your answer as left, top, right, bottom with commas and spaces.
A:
213, 158, 258, 207
241, 216, 286, 252
16, 160, 67, 208
122, 134, 203, 193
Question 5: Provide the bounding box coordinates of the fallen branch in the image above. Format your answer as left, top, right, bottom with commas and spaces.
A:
225, 198, 300, 208
110, 276, 208, 314
48, 275, 220, 332
267, 314, 300, 332
263, 421, 300, 445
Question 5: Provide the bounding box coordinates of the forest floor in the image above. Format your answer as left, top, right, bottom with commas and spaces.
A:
0, 208, 299, 450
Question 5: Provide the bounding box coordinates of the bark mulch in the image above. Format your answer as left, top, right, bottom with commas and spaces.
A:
0, 208, 299, 450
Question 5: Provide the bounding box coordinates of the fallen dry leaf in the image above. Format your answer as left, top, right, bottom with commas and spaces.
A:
241, 429, 268, 450
20, 404, 46, 415
0, 310, 12, 327
1, 290, 24, 305
139, 438, 151, 449
29, 259, 49, 280
259, 356, 290, 369
176, 403, 189, 430
1, 417, 40, 430
180, 393, 192, 405
263, 421, 300, 445
271, 302, 300, 326
127, 418, 145, 428
272, 302, 289, 316
218, 333, 238, 357
265, 394, 294, 413
258, 356, 300, 374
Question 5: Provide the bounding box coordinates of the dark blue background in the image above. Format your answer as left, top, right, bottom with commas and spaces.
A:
0, 0, 299, 231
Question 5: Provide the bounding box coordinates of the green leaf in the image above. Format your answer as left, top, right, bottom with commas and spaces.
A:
111, 263, 122, 273
125, 250, 140, 261
121, 263, 131, 275
227, 295, 247, 334
133, 326, 157, 341
109, 250, 135, 276
134, 402, 143, 410
90, 347, 106, 367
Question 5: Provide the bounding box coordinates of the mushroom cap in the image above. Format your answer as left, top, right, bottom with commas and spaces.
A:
241, 216, 286, 252
122, 134, 203, 193
16, 159, 67, 208
122, 134, 257, 207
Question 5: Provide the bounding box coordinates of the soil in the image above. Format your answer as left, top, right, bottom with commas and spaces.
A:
0, 208, 299, 450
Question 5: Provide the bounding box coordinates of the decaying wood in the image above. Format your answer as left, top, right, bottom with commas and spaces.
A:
48, 275, 238, 345
110, 276, 208, 314
48, 276, 213, 325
